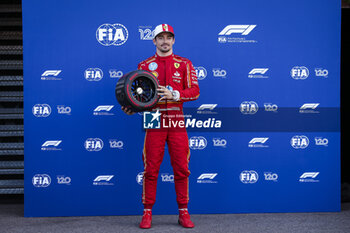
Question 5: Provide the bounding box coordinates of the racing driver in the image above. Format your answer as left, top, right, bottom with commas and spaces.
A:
122, 23, 200, 228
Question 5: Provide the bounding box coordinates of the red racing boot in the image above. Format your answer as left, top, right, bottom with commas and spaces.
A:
178, 209, 195, 228
139, 209, 152, 229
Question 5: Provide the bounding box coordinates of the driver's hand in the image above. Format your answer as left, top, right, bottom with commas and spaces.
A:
157, 85, 173, 101
121, 106, 135, 115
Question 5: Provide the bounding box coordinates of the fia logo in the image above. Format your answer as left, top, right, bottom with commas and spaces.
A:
240, 101, 258, 114
218, 37, 227, 43
32, 174, 51, 187
291, 66, 309, 80
32, 104, 51, 117
96, 23, 128, 46
290, 135, 309, 149
85, 68, 103, 81
136, 172, 144, 185
240, 170, 259, 184
189, 136, 207, 150
85, 138, 104, 151
194, 67, 207, 80
143, 110, 161, 129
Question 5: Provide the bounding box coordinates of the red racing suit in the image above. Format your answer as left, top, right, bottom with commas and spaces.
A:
138, 53, 200, 209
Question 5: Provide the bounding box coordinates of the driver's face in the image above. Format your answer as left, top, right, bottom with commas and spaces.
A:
153, 32, 175, 53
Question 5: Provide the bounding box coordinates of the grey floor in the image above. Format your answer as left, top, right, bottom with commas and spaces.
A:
1, 204, 350, 233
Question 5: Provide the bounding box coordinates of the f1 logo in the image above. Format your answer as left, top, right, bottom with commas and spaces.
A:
219, 25, 256, 36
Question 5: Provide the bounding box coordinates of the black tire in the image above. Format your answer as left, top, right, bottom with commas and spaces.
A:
115, 70, 159, 112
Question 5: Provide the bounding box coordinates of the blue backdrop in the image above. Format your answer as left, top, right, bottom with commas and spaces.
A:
23, 0, 341, 217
